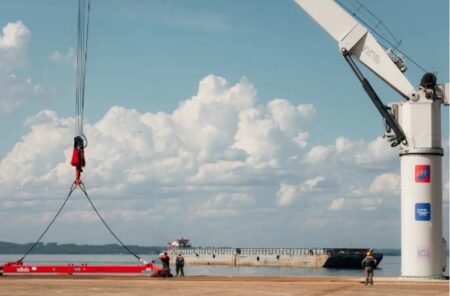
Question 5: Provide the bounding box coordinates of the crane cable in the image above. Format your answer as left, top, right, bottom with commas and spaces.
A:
17, 0, 144, 264
336, 0, 428, 73
71, 0, 89, 185
76, 0, 90, 139
17, 183, 78, 262
78, 182, 142, 261
18, 181, 142, 263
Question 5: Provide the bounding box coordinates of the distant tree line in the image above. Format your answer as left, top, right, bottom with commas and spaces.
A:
0, 241, 165, 254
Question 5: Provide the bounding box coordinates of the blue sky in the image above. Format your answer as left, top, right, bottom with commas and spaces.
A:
0, 0, 448, 249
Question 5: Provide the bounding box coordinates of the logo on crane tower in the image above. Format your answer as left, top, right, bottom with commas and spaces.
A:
415, 203, 431, 221
417, 247, 430, 258
415, 165, 431, 183
362, 45, 381, 64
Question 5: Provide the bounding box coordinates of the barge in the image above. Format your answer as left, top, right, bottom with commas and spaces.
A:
165, 238, 383, 269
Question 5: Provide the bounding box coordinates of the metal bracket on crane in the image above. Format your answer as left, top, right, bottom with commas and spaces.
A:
340, 48, 406, 147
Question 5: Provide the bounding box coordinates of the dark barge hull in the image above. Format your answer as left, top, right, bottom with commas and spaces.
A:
323, 248, 383, 269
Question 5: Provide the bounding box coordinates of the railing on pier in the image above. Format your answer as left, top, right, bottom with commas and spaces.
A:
167, 247, 328, 256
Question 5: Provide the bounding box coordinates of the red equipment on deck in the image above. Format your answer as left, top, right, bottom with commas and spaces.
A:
2, 261, 162, 276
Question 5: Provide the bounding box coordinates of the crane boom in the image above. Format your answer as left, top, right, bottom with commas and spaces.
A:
294, 0, 415, 99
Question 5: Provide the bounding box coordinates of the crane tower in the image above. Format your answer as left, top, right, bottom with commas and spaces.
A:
293, 0, 448, 278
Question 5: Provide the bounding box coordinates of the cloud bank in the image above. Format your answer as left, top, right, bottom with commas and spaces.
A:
0, 73, 424, 248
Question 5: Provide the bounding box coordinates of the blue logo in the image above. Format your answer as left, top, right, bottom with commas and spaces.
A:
415, 203, 431, 221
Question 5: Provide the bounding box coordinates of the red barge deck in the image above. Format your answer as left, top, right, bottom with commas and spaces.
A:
1, 261, 161, 276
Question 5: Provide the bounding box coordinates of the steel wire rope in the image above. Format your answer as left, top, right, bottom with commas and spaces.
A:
18, 182, 143, 263
18, 183, 78, 262
337, 0, 428, 73
80, 1, 90, 136
75, 0, 90, 141
77, 182, 142, 261
75, 0, 82, 136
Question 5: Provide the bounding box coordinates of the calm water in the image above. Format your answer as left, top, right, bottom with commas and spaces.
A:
0, 254, 420, 277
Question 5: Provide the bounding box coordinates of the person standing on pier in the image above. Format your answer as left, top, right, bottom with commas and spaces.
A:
176, 253, 185, 276
361, 250, 377, 286
160, 252, 171, 277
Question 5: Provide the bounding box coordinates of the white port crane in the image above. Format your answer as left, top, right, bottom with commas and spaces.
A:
293, 0, 448, 278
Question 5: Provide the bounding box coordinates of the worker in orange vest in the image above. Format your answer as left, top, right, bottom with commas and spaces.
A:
361, 250, 377, 285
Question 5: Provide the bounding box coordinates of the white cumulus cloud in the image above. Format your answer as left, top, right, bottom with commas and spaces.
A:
0, 20, 30, 73
0, 75, 316, 201
277, 183, 298, 207
369, 173, 400, 193
50, 47, 75, 64
0, 21, 47, 114
276, 176, 326, 207
329, 197, 345, 211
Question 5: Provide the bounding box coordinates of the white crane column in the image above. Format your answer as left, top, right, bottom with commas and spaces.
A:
399, 96, 444, 278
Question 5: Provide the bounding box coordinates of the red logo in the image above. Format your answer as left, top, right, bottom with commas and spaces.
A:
415, 165, 431, 183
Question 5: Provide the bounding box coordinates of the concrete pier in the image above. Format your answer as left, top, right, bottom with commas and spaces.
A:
0, 276, 447, 296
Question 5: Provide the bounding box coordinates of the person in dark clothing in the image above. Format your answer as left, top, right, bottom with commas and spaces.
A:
175, 253, 185, 276
361, 250, 377, 285
160, 252, 171, 277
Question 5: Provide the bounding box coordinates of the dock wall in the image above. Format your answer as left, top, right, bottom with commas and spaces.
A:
166, 248, 330, 268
